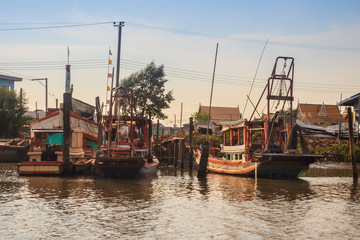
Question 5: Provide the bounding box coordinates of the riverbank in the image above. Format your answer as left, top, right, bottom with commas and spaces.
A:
311, 160, 354, 169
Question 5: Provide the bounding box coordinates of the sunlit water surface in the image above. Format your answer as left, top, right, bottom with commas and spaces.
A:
1, 163, 359, 239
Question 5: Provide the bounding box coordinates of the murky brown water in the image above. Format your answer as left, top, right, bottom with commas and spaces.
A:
1, 163, 360, 239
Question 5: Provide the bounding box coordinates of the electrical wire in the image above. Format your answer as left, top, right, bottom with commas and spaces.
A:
1, 57, 359, 94
125, 21, 360, 52
0, 22, 113, 31
0, 21, 358, 52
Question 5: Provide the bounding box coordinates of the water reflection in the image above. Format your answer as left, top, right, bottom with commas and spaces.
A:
349, 182, 360, 202
206, 174, 256, 201
1, 163, 360, 239
0, 163, 22, 203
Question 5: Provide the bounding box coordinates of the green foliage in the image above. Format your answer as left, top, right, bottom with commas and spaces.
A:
283, 108, 298, 125
120, 61, 174, 119
0, 89, 32, 138
308, 143, 360, 162
252, 131, 262, 142
192, 112, 211, 122
182, 132, 222, 147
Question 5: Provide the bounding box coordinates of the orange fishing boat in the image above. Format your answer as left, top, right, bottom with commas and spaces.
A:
195, 57, 323, 179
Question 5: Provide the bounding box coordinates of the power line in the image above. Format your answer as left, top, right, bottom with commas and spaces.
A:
1, 58, 359, 94
1, 21, 358, 52
0, 22, 113, 31
125, 21, 360, 52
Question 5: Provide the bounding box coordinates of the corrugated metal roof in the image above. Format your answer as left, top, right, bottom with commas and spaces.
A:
338, 92, 360, 106
0, 74, 22, 82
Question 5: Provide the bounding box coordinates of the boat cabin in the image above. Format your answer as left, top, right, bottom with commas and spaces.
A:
221, 117, 290, 162
104, 115, 151, 158
28, 128, 90, 162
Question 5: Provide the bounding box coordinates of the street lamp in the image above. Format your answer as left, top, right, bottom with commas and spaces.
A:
31, 78, 48, 114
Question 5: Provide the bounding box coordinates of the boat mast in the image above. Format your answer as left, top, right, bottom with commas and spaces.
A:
198, 43, 219, 178
266, 56, 294, 149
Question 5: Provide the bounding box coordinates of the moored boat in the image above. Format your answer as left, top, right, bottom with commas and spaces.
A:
92, 87, 159, 178
0, 139, 28, 163
195, 56, 323, 179
17, 110, 97, 175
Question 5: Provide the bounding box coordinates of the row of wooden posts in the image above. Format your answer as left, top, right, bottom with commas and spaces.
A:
153, 117, 195, 170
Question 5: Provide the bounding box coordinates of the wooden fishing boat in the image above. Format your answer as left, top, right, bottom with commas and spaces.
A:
0, 139, 28, 163
92, 87, 159, 178
17, 110, 97, 175
195, 57, 323, 179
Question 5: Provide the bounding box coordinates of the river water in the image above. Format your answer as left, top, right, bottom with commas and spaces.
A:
1, 163, 359, 239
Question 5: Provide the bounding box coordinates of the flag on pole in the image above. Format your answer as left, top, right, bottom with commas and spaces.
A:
108, 73, 113, 78
109, 59, 112, 65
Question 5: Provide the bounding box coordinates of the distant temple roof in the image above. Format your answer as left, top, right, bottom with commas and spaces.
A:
198, 105, 241, 125
297, 103, 342, 125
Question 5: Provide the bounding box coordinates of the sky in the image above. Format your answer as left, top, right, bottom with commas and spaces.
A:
0, 0, 360, 126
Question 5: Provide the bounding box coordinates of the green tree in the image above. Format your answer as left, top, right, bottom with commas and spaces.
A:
192, 112, 211, 122
0, 89, 32, 138
120, 61, 174, 119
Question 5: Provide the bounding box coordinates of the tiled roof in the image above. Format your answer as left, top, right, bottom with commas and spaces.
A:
297, 103, 342, 124
198, 105, 241, 125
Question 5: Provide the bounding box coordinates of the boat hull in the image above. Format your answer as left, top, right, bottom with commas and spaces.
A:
195, 150, 319, 179
254, 153, 318, 179
17, 161, 63, 175
0, 145, 28, 163
207, 157, 256, 176
17, 160, 92, 175
72, 160, 92, 174
92, 156, 159, 178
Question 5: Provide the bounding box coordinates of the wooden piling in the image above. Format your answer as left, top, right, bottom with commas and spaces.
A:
171, 139, 178, 168
179, 138, 184, 169
189, 117, 194, 170
95, 97, 103, 154
348, 107, 358, 183
148, 112, 152, 157
197, 142, 209, 177
62, 92, 72, 174
156, 120, 159, 147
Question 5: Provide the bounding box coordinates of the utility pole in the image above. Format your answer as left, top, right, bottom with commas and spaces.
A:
114, 21, 124, 88
113, 21, 124, 117
31, 78, 48, 114
63, 47, 72, 174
